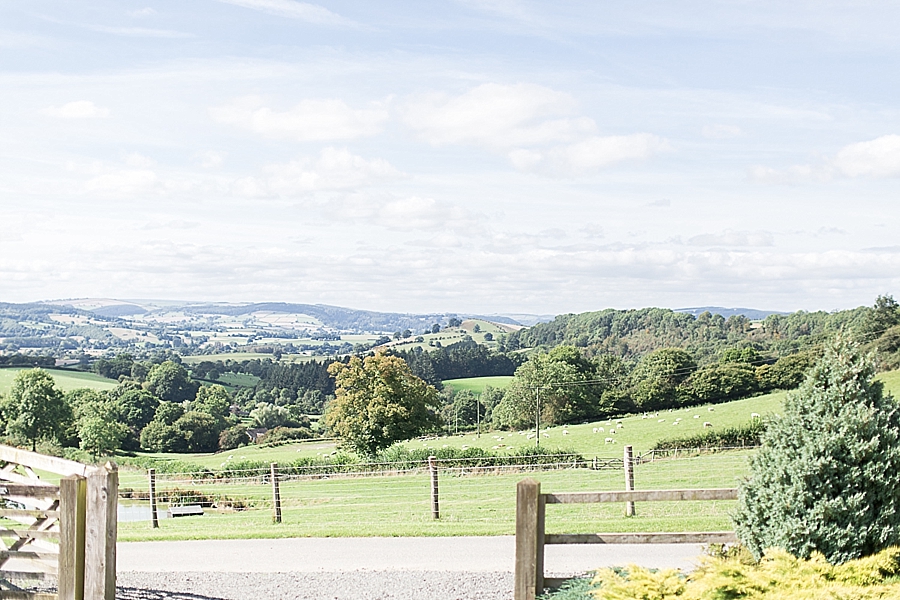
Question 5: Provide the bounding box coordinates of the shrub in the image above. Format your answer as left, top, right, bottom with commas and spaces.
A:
218, 424, 249, 450
733, 337, 900, 563
650, 421, 765, 451
261, 426, 313, 445
588, 546, 900, 599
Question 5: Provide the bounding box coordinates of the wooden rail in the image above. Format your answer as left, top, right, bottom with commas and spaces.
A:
0, 446, 117, 600
513, 478, 739, 600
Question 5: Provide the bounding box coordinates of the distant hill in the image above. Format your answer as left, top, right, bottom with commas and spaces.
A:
675, 306, 787, 321
504, 305, 871, 364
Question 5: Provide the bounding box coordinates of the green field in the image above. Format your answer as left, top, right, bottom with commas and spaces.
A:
117, 451, 751, 541
114, 370, 900, 541
0, 367, 117, 395
442, 376, 514, 393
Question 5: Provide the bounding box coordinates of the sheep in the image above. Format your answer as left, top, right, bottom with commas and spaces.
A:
658, 419, 665, 423
751, 413, 761, 419
598, 427, 605, 432
527, 433, 536, 439
673, 422, 679, 426
605, 437, 615, 444
609, 429, 616, 434
562, 430, 569, 435
542, 433, 550, 438
694, 415, 700, 419
703, 422, 712, 428
708, 407, 715, 412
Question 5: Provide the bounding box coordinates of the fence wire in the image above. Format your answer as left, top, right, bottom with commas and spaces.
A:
117, 448, 754, 536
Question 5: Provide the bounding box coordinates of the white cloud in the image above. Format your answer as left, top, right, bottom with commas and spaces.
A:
210, 96, 388, 141
42, 101, 109, 119
405, 83, 668, 174
541, 134, 670, 174
232, 148, 401, 197
833, 134, 900, 177
750, 135, 900, 184
84, 170, 158, 195
124, 153, 155, 168
688, 230, 774, 247
215, 0, 353, 26
129, 8, 157, 17
86, 25, 193, 38
403, 83, 591, 148
702, 124, 742, 139
195, 151, 225, 169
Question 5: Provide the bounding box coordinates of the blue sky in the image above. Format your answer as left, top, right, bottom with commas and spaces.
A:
2, 1, 899, 314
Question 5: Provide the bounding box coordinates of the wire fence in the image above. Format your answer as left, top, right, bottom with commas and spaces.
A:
116, 447, 755, 536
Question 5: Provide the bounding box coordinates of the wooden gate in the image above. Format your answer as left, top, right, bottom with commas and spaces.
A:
0, 446, 117, 600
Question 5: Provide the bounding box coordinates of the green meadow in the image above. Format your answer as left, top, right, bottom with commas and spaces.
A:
0, 367, 117, 395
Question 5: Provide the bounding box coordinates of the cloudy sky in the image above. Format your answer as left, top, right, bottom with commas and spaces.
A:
2, 1, 899, 315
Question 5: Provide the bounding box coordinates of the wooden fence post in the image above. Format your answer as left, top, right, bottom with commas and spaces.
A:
59, 475, 86, 600
515, 478, 544, 600
624, 445, 635, 517
148, 468, 159, 529
84, 462, 117, 600
271, 463, 282, 524
428, 456, 439, 520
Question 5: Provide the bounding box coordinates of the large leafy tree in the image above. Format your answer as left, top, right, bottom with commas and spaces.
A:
629, 348, 696, 410
733, 337, 900, 563
0, 369, 72, 451
75, 397, 128, 458
144, 360, 199, 403
325, 352, 440, 456
493, 346, 611, 429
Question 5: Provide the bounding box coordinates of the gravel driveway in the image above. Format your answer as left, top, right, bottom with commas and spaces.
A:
116, 537, 707, 600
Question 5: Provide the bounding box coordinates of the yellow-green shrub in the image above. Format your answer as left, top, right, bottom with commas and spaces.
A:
590, 546, 900, 599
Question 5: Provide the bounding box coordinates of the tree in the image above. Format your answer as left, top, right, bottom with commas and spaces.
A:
219, 423, 249, 450
76, 397, 128, 458
431, 323, 441, 334
629, 348, 696, 410
144, 360, 199, 403
249, 403, 298, 429
733, 337, 900, 564
325, 352, 441, 456
493, 346, 609, 429
174, 411, 220, 452
0, 369, 72, 451
192, 384, 231, 423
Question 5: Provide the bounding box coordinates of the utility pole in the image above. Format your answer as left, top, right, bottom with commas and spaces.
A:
476, 393, 481, 438
534, 387, 541, 447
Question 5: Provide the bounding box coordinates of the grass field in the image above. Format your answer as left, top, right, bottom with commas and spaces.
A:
442, 376, 513, 393
117, 451, 751, 541
0, 367, 117, 395
113, 370, 900, 541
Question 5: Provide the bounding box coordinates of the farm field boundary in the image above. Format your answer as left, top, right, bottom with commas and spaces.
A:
117, 448, 753, 542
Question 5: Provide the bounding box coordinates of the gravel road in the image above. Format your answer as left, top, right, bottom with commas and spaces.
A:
116, 537, 707, 600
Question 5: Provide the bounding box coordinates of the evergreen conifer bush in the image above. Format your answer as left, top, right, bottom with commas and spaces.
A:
733, 336, 900, 563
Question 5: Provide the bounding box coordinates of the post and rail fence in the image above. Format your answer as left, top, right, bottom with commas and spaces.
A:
0, 445, 117, 600
514, 444, 739, 600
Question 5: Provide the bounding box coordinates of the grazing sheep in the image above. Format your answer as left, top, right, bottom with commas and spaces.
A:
598, 427, 605, 432
527, 433, 536, 439
708, 407, 714, 412
673, 422, 679, 426
562, 430, 569, 435
592, 427, 598, 433
694, 415, 700, 419
609, 429, 616, 434
605, 437, 615, 444
542, 433, 550, 438
751, 413, 761, 419
658, 419, 665, 423
703, 422, 712, 428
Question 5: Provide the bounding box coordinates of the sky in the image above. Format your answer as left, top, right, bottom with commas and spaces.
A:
2, 1, 900, 315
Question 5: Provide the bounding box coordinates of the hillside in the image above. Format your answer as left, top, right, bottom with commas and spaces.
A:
503, 305, 873, 364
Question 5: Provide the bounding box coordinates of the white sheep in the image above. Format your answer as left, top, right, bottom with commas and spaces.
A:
562, 430, 569, 435
658, 419, 665, 423
694, 415, 700, 419
708, 407, 714, 412
598, 427, 605, 432
610, 429, 616, 434
605, 437, 615, 444
751, 413, 761, 419
542, 433, 550, 438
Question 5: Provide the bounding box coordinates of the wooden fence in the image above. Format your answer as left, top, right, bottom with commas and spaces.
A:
0, 446, 117, 600
514, 469, 738, 600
